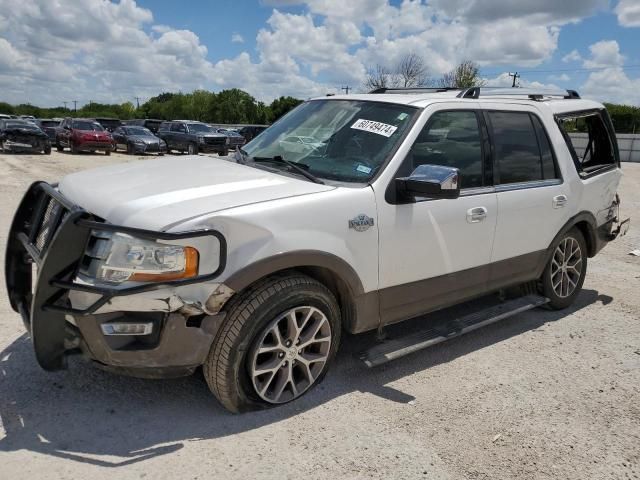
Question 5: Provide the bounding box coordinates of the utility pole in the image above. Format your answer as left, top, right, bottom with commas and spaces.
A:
62, 101, 68, 110
509, 72, 520, 88
341, 86, 351, 95
134, 96, 141, 109
72, 100, 78, 113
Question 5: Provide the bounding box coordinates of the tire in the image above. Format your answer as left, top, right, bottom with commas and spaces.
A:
221, 149, 229, 157
70, 142, 78, 154
203, 273, 341, 413
105, 149, 111, 156
56, 142, 63, 152
541, 227, 587, 310
126, 143, 133, 155
188, 143, 198, 155
44, 146, 51, 155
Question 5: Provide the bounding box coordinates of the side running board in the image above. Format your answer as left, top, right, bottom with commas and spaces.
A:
361, 295, 549, 368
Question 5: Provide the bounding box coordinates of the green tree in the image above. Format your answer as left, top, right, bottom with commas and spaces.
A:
268, 96, 303, 122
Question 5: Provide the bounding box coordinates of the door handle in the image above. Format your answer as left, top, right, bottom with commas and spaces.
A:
553, 195, 568, 209
467, 206, 488, 223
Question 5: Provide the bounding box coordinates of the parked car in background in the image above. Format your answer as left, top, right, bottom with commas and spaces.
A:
157, 120, 229, 155
214, 128, 245, 150
124, 119, 164, 134
94, 117, 122, 132
0, 119, 51, 154
35, 119, 61, 141
18, 115, 36, 122
237, 124, 268, 142
0, 114, 12, 120
112, 125, 167, 155
56, 118, 114, 155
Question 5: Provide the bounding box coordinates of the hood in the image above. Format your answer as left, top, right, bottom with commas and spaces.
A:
58, 155, 335, 230
128, 135, 160, 144
4, 128, 48, 139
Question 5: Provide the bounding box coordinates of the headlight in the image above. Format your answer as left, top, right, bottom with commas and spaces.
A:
133, 140, 145, 145
198, 136, 205, 144
85, 232, 199, 283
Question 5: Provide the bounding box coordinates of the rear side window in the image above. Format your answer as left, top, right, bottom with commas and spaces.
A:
487, 111, 559, 184
556, 111, 616, 175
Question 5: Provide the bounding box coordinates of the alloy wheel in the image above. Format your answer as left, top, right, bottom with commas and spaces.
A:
550, 236, 583, 298
249, 306, 332, 404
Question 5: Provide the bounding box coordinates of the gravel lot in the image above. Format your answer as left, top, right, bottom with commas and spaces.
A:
0, 150, 638, 480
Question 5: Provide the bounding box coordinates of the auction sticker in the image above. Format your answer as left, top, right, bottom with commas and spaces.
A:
350, 119, 398, 137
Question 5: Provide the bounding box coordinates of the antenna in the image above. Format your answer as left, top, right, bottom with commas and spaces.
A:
508, 72, 520, 88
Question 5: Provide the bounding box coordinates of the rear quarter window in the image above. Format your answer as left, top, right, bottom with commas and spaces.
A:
556, 110, 618, 176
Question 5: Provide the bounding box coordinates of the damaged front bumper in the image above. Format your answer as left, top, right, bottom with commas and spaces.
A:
5, 181, 228, 376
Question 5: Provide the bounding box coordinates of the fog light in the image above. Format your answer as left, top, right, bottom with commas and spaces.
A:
101, 322, 153, 336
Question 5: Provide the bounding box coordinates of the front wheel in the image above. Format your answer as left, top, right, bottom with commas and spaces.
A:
56, 142, 63, 152
188, 143, 198, 155
203, 274, 341, 413
44, 146, 51, 155
541, 228, 587, 309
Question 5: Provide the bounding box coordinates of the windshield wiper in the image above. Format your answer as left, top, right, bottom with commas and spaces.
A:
251, 155, 325, 184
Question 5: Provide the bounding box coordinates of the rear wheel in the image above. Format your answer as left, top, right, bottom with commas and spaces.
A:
44, 146, 51, 155
188, 143, 198, 155
541, 228, 587, 309
70, 142, 77, 154
105, 149, 111, 156
203, 274, 341, 413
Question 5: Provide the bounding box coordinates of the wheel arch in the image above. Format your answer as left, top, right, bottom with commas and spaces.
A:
220, 251, 369, 334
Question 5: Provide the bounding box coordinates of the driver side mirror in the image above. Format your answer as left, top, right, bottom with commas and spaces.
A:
63, 125, 71, 130
395, 164, 460, 201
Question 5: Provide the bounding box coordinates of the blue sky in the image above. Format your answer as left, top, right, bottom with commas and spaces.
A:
1, 0, 639, 106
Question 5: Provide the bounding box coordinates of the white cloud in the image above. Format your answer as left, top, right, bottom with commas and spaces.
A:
615, 0, 640, 27
579, 40, 640, 105
549, 73, 571, 82
583, 40, 625, 68
0, 0, 635, 107
562, 49, 582, 63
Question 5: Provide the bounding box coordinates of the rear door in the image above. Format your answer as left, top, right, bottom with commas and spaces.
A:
482, 104, 570, 287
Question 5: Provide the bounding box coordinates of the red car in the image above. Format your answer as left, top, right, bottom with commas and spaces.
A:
56, 118, 114, 155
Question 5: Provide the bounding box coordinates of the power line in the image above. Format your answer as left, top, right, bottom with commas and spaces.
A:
483, 64, 640, 77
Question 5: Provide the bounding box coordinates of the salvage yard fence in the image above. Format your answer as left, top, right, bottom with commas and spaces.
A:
569, 133, 640, 162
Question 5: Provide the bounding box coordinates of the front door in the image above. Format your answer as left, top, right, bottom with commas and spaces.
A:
375, 106, 497, 325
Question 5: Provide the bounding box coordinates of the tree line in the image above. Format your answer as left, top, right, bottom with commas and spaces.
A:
1, 78, 639, 133
0, 89, 303, 125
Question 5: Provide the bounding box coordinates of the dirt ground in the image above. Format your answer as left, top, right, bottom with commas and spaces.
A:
0, 150, 638, 480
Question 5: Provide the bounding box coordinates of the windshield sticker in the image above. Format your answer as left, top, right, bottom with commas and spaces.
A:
350, 119, 398, 137
397, 113, 409, 121
355, 164, 372, 175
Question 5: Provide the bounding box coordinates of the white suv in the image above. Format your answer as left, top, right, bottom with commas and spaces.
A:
6, 87, 629, 412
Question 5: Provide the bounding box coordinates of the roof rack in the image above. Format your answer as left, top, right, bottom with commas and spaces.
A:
369, 86, 581, 100
457, 87, 580, 100
369, 87, 464, 94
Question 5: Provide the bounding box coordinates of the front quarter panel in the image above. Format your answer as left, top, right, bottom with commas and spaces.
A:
172, 186, 380, 295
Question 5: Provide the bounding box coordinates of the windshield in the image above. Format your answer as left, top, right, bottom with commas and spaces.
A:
73, 121, 104, 131
187, 123, 214, 133
125, 127, 152, 136
40, 120, 59, 127
242, 100, 417, 183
